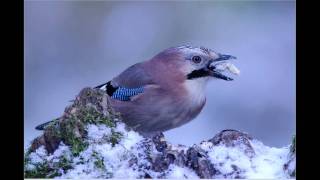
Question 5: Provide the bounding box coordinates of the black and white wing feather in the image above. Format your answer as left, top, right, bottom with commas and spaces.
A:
95, 62, 155, 101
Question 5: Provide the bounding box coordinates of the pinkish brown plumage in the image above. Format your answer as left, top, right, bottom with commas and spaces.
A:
35, 45, 238, 137
105, 45, 237, 137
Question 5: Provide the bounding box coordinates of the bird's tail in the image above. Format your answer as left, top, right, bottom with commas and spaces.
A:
35, 120, 56, 130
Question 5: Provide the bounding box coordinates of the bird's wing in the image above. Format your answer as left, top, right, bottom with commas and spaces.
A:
95, 62, 157, 101
112, 62, 155, 88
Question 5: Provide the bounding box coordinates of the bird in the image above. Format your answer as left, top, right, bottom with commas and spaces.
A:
36, 45, 239, 137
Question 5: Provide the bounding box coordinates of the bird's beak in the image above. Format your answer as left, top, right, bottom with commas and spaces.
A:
214, 54, 237, 62
207, 54, 238, 81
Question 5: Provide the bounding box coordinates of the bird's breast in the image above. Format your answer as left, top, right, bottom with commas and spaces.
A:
182, 78, 208, 106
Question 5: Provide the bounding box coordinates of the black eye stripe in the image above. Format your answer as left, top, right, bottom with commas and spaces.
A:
187, 69, 210, 79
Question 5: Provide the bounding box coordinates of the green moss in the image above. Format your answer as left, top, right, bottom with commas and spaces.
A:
99, 116, 117, 128
91, 151, 106, 170
59, 116, 87, 156
94, 158, 105, 169
24, 158, 71, 178
24, 165, 47, 178
70, 137, 89, 156
109, 130, 123, 147
59, 106, 119, 154
58, 155, 73, 173
38, 105, 120, 158
290, 135, 296, 154
80, 107, 101, 124
38, 115, 87, 157
24, 153, 73, 178
24, 152, 35, 178
79, 106, 117, 128
24, 149, 32, 168
24, 160, 51, 178
94, 160, 105, 169
25, 89, 124, 178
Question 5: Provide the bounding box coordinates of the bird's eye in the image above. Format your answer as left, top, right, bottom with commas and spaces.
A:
192, 56, 202, 64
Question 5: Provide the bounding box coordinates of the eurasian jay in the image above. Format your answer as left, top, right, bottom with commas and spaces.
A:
36, 45, 239, 137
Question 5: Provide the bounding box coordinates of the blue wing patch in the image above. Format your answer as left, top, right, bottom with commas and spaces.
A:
111, 87, 144, 101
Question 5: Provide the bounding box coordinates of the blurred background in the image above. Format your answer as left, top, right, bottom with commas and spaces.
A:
24, 1, 295, 148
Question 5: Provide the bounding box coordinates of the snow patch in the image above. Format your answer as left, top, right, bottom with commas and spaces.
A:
25, 122, 294, 179
203, 139, 290, 179
166, 165, 199, 179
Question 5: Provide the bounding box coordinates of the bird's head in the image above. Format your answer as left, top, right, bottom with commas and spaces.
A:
153, 45, 239, 83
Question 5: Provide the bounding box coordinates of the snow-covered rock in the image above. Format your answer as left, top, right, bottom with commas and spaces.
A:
24, 88, 295, 179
